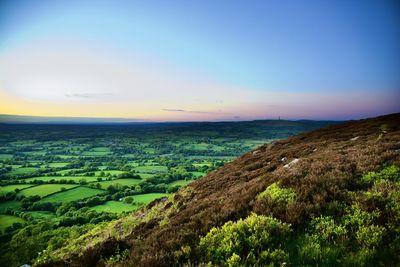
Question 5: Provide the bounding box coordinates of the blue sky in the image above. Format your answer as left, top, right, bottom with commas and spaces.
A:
0, 0, 399, 121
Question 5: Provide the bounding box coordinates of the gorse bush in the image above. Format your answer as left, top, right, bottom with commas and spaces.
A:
199, 213, 291, 267
355, 224, 385, 248
342, 204, 380, 231
361, 165, 400, 184
310, 216, 347, 244
253, 182, 297, 223
257, 182, 296, 204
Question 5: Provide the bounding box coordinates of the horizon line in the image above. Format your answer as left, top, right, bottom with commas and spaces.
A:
0, 113, 384, 124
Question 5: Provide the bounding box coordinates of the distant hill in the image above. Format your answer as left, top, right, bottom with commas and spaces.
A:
38, 113, 400, 266
0, 114, 340, 125
0, 114, 143, 124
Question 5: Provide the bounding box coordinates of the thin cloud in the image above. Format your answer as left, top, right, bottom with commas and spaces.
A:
161, 108, 219, 114
65, 93, 112, 98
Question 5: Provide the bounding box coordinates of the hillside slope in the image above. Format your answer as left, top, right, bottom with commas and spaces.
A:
40, 113, 400, 267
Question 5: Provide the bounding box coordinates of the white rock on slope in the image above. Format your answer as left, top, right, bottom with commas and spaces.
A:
284, 158, 299, 168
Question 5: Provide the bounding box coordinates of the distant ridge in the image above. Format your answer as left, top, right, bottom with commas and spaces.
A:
0, 114, 341, 124
0, 114, 144, 124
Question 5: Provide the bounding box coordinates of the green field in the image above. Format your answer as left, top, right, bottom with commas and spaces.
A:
134, 165, 168, 173
25, 211, 56, 220
191, 171, 205, 178
91, 147, 111, 152
56, 155, 79, 159
82, 150, 111, 156
24, 175, 100, 183
131, 193, 169, 205
40, 187, 105, 203
97, 179, 142, 188
23, 151, 48, 156
56, 168, 84, 174
7, 167, 38, 175
122, 154, 137, 158
189, 143, 210, 151
193, 163, 212, 167
187, 155, 234, 160
47, 162, 69, 168
137, 173, 155, 179
10, 164, 22, 169
18, 184, 78, 197
94, 170, 126, 176
0, 184, 35, 194
0, 154, 13, 160
90, 200, 138, 213
143, 147, 156, 153
0, 215, 24, 233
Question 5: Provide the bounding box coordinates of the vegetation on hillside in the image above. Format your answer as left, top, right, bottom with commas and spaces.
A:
199, 165, 400, 266
30, 113, 399, 267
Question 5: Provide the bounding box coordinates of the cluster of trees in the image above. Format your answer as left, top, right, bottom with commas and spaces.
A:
0, 191, 18, 201
0, 166, 12, 176
0, 210, 118, 266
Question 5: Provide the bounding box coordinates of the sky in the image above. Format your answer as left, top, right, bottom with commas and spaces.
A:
0, 0, 399, 121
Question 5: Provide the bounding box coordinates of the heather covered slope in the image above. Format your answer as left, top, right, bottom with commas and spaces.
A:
39, 113, 400, 267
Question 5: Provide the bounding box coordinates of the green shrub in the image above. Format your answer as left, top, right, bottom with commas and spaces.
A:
356, 225, 385, 248
257, 182, 296, 204
199, 213, 291, 267
361, 165, 400, 184
341, 248, 376, 266
343, 205, 380, 230
311, 216, 347, 244
295, 234, 343, 266
106, 245, 129, 265
226, 253, 241, 267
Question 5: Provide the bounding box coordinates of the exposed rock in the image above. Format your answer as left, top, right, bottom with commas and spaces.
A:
283, 158, 299, 168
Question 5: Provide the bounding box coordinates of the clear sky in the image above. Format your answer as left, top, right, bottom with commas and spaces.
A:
0, 0, 399, 121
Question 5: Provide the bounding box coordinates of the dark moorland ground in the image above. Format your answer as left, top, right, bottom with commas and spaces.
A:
30, 113, 400, 267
